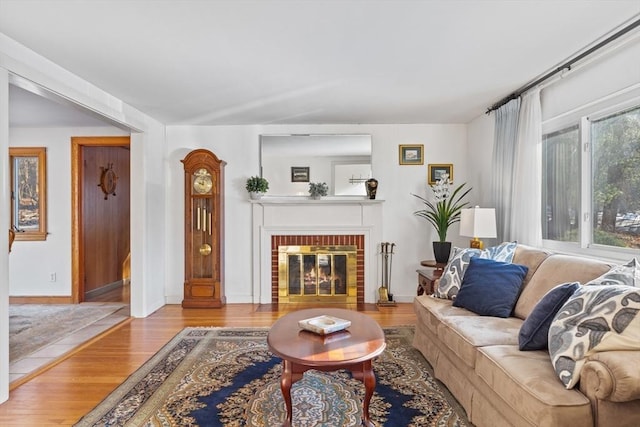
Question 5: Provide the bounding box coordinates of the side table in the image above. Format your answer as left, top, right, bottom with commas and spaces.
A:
420, 259, 447, 271
417, 268, 440, 296
416, 260, 445, 296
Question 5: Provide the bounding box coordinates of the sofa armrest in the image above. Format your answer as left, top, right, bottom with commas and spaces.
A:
580, 351, 640, 402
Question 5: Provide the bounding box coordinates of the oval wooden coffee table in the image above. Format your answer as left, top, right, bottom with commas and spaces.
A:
267, 308, 386, 427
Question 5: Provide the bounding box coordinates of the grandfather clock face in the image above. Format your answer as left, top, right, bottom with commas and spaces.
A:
192, 168, 213, 195
191, 168, 215, 278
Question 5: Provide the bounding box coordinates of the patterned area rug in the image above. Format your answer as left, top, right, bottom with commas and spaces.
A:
9, 303, 127, 362
75, 326, 470, 427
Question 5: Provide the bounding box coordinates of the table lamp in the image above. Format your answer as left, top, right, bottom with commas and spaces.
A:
460, 207, 497, 249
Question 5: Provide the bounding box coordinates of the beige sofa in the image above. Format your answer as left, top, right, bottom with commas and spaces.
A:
413, 244, 640, 427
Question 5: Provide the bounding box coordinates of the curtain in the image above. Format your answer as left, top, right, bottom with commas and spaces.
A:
510, 88, 542, 246
491, 98, 520, 242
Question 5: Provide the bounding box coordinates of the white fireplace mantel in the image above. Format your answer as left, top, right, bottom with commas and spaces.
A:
251, 198, 384, 304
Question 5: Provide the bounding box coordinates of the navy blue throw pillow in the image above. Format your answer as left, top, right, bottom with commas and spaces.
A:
518, 282, 580, 351
453, 257, 528, 318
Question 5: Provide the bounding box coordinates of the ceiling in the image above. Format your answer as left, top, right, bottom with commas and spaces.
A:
1, 0, 639, 127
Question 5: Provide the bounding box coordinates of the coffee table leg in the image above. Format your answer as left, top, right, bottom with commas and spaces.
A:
361, 360, 376, 427
280, 360, 293, 427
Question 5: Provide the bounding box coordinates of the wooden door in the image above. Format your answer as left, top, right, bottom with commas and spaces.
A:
71, 137, 130, 302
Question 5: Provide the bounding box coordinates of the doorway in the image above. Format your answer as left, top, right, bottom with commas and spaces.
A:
71, 136, 131, 303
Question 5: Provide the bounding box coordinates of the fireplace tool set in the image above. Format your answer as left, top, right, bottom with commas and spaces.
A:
377, 242, 397, 306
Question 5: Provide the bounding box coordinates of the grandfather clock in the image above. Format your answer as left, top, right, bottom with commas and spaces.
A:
181, 149, 226, 308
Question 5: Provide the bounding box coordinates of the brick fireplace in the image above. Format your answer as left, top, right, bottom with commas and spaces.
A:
271, 234, 365, 304
251, 198, 383, 304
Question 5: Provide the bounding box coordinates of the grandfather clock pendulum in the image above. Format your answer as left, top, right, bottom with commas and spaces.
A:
181, 149, 226, 308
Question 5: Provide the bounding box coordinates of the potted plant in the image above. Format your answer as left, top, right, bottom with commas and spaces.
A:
308, 182, 328, 199
245, 176, 269, 199
412, 174, 471, 264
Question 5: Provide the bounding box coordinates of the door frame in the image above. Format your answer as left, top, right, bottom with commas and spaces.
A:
71, 136, 130, 303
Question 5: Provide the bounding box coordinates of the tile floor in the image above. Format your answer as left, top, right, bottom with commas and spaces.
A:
9, 303, 130, 384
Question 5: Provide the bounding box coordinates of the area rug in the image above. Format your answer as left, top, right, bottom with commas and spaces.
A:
9, 303, 127, 362
75, 326, 470, 427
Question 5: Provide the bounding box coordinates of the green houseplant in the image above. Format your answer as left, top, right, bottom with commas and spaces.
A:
412, 174, 471, 263
245, 176, 269, 199
308, 182, 328, 199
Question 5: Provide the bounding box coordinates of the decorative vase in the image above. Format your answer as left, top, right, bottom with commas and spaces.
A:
365, 178, 378, 199
310, 195, 321, 200
249, 191, 264, 200
432, 241, 452, 264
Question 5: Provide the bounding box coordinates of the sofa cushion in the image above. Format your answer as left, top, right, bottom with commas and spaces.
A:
434, 241, 517, 300
513, 254, 611, 320
476, 345, 592, 426
511, 244, 552, 289
549, 284, 640, 389
413, 295, 477, 335
453, 257, 528, 317
437, 315, 522, 368
519, 282, 580, 351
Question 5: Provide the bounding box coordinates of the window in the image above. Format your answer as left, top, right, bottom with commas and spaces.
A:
591, 106, 640, 248
542, 105, 640, 252
9, 147, 47, 241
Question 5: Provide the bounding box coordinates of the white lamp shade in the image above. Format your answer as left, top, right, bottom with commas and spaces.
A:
460, 208, 497, 238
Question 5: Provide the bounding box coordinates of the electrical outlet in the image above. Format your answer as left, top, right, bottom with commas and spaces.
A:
49, 273, 56, 282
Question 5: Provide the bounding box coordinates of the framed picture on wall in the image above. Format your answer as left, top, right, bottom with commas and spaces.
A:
428, 163, 453, 185
9, 147, 48, 241
291, 166, 310, 182
399, 144, 424, 165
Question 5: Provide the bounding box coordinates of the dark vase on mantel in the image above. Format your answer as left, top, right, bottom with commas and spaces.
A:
365, 178, 378, 199
433, 241, 452, 264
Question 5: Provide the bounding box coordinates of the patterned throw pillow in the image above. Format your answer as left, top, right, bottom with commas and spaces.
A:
548, 283, 640, 389
485, 240, 518, 263
433, 241, 518, 300
585, 258, 639, 287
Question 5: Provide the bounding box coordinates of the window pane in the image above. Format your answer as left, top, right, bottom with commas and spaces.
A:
591, 106, 640, 249
542, 126, 580, 242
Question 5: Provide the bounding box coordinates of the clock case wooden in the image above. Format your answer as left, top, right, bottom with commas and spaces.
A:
181, 149, 226, 308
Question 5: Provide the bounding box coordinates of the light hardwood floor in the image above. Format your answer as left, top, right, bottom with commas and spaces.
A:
0, 302, 416, 426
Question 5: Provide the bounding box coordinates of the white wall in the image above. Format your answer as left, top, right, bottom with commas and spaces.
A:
8, 127, 128, 296
166, 123, 468, 304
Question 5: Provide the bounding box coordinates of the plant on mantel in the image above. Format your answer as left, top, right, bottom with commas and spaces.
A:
308, 182, 329, 199
245, 176, 269, 199
412, 173, 471, 263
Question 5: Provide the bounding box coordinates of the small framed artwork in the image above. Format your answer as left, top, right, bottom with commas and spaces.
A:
428, 164, 453, 185
291, 166, 310, 182
9, 147, 48, 241
399, 144, 424, 165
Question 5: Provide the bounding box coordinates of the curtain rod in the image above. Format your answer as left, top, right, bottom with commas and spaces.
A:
486, 16, 640, 115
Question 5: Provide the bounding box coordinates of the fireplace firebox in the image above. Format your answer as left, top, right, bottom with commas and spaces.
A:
271, 234, 365, 304
278, 245, 357, 303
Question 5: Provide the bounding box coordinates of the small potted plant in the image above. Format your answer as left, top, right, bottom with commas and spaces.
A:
245, 176, 269, 199
308, 182, 328, 199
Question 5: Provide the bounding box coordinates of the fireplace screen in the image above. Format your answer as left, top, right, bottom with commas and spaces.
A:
278, 245, 357, 303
